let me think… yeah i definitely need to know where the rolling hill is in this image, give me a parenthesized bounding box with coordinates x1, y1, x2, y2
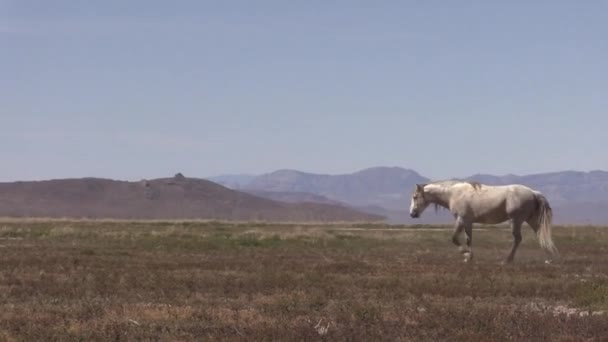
(0, 174, 383, 222)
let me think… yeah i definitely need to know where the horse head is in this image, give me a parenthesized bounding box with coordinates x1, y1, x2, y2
(409, 183, 429, 218)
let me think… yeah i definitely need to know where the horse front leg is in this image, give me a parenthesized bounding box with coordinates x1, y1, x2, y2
(451, 218, 467, 262)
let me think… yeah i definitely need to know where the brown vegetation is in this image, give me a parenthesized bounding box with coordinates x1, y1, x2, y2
(0, 220, 607, 340)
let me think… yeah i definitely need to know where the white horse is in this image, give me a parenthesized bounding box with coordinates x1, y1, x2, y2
(409, 180, 557, 263)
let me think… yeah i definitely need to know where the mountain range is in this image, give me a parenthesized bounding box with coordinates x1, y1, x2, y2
(1, 167, 606, 224)
(209, 167, 608, 224)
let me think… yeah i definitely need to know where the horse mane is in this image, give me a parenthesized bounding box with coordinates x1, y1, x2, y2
(466, 181, 482, 190)
(427, 179, 483, 191)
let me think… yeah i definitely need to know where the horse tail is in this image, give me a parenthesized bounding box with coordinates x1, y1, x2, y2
(534, 192, 558, 254)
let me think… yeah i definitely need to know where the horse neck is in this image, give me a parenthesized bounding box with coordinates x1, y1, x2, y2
(424, 185, 453, 209)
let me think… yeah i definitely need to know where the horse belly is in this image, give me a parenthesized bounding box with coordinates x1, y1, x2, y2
(472, 202, 510, 224)
(475, 211, 510, 224)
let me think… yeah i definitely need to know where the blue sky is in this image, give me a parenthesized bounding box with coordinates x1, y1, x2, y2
(1, 1, 607, 181)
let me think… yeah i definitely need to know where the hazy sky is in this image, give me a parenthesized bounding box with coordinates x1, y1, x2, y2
(1, 1, 607, 181)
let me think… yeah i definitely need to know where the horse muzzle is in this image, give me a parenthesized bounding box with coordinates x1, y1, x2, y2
(410, 211, 420, 218)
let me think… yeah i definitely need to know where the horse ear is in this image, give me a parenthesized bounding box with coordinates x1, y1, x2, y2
(416, 184, 426, 192)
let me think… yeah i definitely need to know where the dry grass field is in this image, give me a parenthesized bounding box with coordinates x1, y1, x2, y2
(0, 219, 607, 341)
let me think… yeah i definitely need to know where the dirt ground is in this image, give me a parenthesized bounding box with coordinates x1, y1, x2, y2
(0, 220, 606, 341)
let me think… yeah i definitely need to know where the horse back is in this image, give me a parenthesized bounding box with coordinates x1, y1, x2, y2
(452, 184, 536, 223)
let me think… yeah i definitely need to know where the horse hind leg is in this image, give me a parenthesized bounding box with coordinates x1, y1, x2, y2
(463, 224, 473, 262)
(504, 219, 523, 263)
(526, 210, 540, 234)
(526, 216, 557, 263)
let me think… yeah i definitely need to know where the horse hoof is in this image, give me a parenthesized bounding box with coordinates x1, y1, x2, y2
(463, 252, 472, 262)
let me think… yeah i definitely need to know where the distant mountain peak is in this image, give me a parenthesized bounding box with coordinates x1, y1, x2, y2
(358, 166, 416, 172)
(354, 166, 422, 177)
(206, 174, 257, 189)
(263, 166, 422, 178)
(245, 166, 429, 211)
(269, 169, 310, 176)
